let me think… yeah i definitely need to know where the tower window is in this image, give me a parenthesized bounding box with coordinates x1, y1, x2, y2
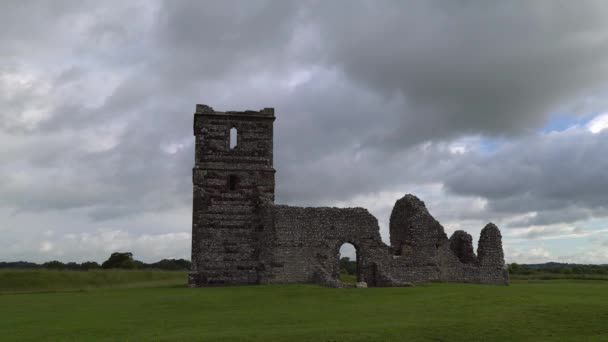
(228, 175, 239, 191)
(229, 127, 237, 150)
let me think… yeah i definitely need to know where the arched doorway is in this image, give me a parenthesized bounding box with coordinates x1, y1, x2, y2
(338, 242, 359, 284)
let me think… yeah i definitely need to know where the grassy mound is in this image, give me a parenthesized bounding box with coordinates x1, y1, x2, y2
(0, 269, 187, 293)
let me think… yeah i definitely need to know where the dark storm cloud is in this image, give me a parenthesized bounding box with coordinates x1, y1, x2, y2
(153, 0, 308, 84)
(307, 1, 608, 145)
(4, 0, 608, 215)
(2, 0, 608, 261)
(148, 0, 608, 210)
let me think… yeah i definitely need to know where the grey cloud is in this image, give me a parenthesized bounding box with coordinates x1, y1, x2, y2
(154, 0, 306, 83)
(307, 0, 608, 145)
(2, 0, 608, 263)
(0, 1, 146, 62)
(521, 226, 584, 240)
(442, 129, 608, 225)
(506, 207, 594, 228)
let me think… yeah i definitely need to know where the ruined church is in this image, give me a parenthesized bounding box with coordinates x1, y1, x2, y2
(189, 104, 509, 287)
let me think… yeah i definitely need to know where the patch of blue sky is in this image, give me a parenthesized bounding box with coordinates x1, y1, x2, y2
(578, 218, 608, 233)
(541, 112, 599, 133)
(477, 137, 503, 153)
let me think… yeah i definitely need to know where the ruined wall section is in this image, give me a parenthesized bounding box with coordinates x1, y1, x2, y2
(387, 194, 509, 285)
(263, 205, 393, 286)
(389, 195, 448, 265)
(475, 223, 509, 284)
(190, 104, 275, 286)
(449, 230, 477, 264)
(478, 223, 506, 266)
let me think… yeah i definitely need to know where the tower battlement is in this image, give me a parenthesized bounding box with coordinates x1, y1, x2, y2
(195, 103, 275, 116)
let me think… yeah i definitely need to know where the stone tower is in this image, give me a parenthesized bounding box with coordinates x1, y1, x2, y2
(189, 104, 275, 286)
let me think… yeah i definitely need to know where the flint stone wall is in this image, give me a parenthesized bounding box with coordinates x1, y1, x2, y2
(262, 205, 404, 287)
(189, 104, 509, 287)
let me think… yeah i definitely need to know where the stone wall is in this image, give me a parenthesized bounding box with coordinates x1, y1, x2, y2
(261, 205, 396, 286)
(449, 231, 477, 264)
(385, 195, 509, 285)
(389, 194, 448, 265)
(189, 104, 509, 287)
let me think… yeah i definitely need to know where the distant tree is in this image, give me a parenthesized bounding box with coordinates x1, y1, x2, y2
(148, 259, 192, 271)
(43, 260, 65, 270)
(80, 261, 100, 270)
(174, 259, 192, 271)
(0, 261, 40, 269)
(64, 262, 81, 270)
(508, 263, 536, 275)
(101, 252, 138, 269)
(339, 257, 357, 275)
(508, 263, 520, 274)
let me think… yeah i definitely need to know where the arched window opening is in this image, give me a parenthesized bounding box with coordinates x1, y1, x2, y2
(228, 175, 239, 191)
(338, 242, 358, 284)
(229, 127, 237, 150)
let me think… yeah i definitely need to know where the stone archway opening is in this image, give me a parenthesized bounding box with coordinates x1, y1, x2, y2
(338, 242, 359, 284)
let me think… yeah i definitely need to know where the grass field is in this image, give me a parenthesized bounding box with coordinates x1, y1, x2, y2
(1, 270, 607, 341)
(0, 269, 186, 293)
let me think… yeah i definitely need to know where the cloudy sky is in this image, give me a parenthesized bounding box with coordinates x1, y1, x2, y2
(2, 0, 608, 264)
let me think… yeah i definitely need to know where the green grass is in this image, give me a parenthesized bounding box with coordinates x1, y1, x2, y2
(339, 270, 357, 283)
(510, 272, 608, 281)
(0, 269, 186, 293)
(1, 271, 607, 341)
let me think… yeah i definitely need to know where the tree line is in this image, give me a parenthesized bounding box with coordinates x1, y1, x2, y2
(0, 252, 191, 271)
(508, 262, 608, 275)
(338, 259, 608, 277)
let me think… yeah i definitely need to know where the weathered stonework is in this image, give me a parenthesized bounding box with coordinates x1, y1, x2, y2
(450, 230, 478, 265)
(189, 104, 509, 287)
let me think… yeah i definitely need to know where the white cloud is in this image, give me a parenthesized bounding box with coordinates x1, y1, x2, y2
(505, 224, 587, 241)
(587, 112, 608, 133)
(39, 241, 53, 253)
(505, 245, 553, 264)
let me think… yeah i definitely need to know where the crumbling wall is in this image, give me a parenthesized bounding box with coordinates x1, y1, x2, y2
(263, 205, 393, 286)
(389, 194, 448, 265)
(385, 195, 509, 285)
(257, 197, 510, 287)
(478, 223, 505, 267)
(449, 230, 477, 264)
